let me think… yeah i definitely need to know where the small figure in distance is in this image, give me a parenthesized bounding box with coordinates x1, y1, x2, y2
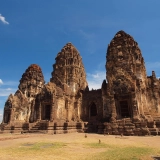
(85, 134, 87, 138)
(99, 139, 101, 144)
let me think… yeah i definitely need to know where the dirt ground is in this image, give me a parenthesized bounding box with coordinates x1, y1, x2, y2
(0, 133, 159, 160)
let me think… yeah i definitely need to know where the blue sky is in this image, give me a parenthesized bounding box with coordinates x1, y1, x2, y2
(0, 0, 160, 122)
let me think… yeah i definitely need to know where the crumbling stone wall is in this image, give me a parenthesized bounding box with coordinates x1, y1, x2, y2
(147, 71, 160, 116)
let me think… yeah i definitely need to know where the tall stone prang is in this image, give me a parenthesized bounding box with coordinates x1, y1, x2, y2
(19, 64, 45, 122)
(19, 64, 45, 99)
(50, 42, 88, 95)
(49, 43, 88, 123)
(105, 31, 151, 121)
(3, 64, 45, 123)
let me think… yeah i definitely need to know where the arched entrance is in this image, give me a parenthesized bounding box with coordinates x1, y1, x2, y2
(89, 102, 97, 117)
(88, 102, 98, 133)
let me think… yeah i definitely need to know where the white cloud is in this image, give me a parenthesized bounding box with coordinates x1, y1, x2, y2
(0, 80, 17, 96)
(3, 81, 18, 86)
(0, 114, 3, 123)
(0, 88, 16, 96)
(6, 88, 12, 91)
(0, 14, 9, 24)
(0, 108, 4, 123)
(0, 79, 3, 85)
(87, 71, 106, 90)
(0, 113, 3, 123)
(44, 73, 51, 84)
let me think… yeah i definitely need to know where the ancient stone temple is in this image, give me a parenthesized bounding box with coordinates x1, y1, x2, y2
(1, 31, 160, 135)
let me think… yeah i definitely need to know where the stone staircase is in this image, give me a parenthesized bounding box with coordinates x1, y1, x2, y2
(86, 118, 99, 133)
(87, 122, 98, 133)
(29, 122, 42, 133)
(28, 121, 84, 134)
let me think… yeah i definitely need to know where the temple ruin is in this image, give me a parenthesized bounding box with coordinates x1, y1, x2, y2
(1, 30, 160, 135)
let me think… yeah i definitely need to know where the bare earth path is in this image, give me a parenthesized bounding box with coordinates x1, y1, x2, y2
(0, 133, 160, 160)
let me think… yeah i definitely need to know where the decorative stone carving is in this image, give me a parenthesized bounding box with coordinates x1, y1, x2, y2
(50, 42, 88, 95)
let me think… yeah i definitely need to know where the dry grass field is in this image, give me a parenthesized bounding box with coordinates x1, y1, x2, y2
(0, 133, 160, 160)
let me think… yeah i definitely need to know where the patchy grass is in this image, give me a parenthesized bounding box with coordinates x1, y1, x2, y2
(0, 133, 160, 160)
(84, 142, 157, 160)
(0, 142, 67, 160)
(90, 146, 155, 160)
(85, 142, 112, 148)
(20, 142, 66, 150)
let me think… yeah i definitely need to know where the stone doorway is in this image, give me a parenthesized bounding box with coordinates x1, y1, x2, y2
(44, 105, 51, 120)
(119, 101, 130, 118)
(88, 102, 98, 133)
(90, 102, 97, 117)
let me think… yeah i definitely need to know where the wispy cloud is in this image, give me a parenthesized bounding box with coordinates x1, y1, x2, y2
(0, 103, 5, 122)
(0, 79, 3, 85)
(0, 80, 17, 97)
(87, 71, 106, 90)
(146, 62, 160, 70)
(0, 88, 16, 96)
(79, 29, 97, 54)
(6, 88, 12, 91)
(0, 79, 18, 86)
(0, 108, 4, 123)
(0, 14, 9, 25)
(0, 113, 3, 123)
(3, 81, 18, 86)
(79, 30, 95, 40)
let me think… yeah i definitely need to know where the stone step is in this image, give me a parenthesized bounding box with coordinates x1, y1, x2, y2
(29, 130, 47, 134)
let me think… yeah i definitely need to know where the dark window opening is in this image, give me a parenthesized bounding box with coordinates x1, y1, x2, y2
(120, 101, 130, 118)
(90, 103, 97, 116)
(45, 105, 51, 120)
